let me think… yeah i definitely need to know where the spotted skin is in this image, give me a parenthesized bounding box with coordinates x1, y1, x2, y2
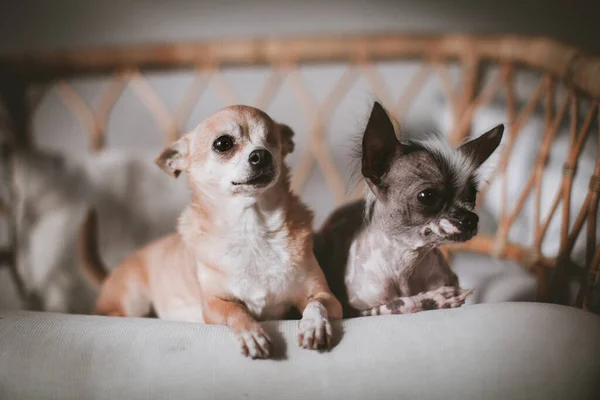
(359, 287, 473, 316)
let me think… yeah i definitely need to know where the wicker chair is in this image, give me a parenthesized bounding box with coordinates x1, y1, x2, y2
(0, 34, 598, 311)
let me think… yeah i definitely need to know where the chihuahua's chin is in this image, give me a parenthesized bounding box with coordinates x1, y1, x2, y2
(230, 170, 278, 195)
(250, 173, 274, 186)
(232, 172, 274, 188)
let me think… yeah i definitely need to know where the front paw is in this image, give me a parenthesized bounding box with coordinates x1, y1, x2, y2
(298, 316, 333, 350)
(423, 286, 472, 309)
(234, 324, 272, 359)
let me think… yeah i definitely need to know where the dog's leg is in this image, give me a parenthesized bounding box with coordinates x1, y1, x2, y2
(296, 293, 340, 350)
(295, 254, 343, 350)
(95, 259, 152, 317)
(358, 286, 473, 317)
(202, 296, 271, 359)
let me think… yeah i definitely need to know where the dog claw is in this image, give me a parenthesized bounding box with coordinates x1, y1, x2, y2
(423, 286, 473, 310)
(298, 317, 332, 350)
(236, 325, 271, 359)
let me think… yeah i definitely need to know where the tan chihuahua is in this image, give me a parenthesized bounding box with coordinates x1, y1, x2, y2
(80, 105, 342, 359)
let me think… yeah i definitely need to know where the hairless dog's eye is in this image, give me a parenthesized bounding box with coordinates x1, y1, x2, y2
(465, 183, 478, 204)
(417, 188, 440, 207)
(213, 135, 234, 152)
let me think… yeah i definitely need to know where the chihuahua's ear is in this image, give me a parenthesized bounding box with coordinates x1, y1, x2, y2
(155, 136, 190, 178)
(278, 123, 295, 156)
(458, 124, 504, 169)
(361, 102, 399, 187)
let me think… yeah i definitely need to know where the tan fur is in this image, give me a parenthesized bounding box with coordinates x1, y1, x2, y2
(81, 105, 341, 358)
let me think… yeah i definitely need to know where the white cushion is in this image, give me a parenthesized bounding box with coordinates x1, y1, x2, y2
(451, 252, 538, 304)
(1, 302, 599, 400)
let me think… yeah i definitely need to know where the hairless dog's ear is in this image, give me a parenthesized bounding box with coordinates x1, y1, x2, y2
(458, 124, 504, 169)
(361, 102, 400, 189)
(155, 136, 191, 178)
(278, 123, 295, 156)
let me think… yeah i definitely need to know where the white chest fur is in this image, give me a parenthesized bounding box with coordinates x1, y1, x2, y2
(198, 204, 302, 320)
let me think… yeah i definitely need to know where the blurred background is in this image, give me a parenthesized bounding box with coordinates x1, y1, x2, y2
(1, 0, 599, 53)
(0, 0, 599, 313)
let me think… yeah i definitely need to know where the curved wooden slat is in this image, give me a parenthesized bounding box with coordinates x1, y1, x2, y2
(3, 35, 598, 99)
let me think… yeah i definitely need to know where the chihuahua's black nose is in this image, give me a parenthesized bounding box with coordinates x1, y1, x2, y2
(248, 149, 272, 168)
(456, 211, 479, 231)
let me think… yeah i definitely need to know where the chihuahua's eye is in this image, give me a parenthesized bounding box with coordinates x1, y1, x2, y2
(465, 182, 478, 204)
(417, 188, 440, 207)
(212, 135, 234, 152)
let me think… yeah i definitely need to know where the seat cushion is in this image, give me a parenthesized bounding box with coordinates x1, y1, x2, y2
(1, 302, 599, 400)
(451, 252, 538, 304)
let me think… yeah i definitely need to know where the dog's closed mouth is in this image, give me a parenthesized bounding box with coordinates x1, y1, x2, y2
(446, 231, 477, 242)
(232, 171, 274, 187)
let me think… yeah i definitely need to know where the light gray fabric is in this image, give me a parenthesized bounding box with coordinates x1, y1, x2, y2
(451, 252, 538, 304)
(1, 303, 599, 400)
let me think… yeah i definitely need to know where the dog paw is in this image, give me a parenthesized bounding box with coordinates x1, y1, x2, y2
(298, 316, 333, 350)
(235, 324, 271, 359)
(424, 286, 472, 309)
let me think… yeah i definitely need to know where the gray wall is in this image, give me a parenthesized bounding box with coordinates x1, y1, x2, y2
(0, 0, 599, 53)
